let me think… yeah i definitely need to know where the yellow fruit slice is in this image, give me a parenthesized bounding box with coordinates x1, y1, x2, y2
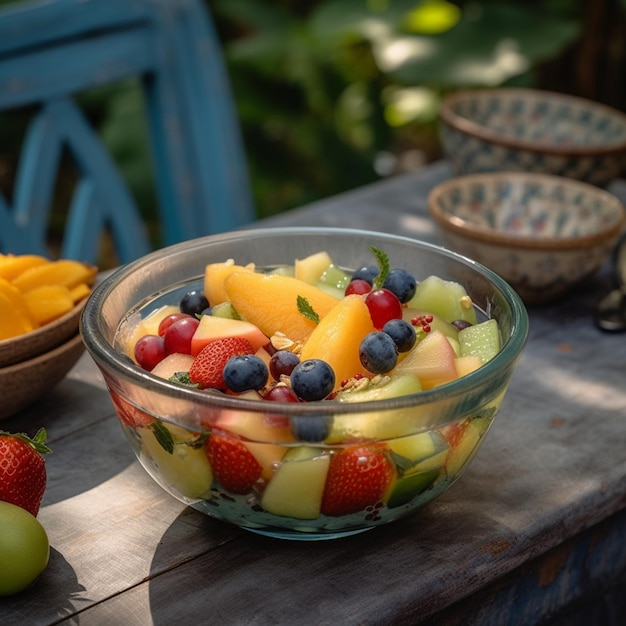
(0, 277, 37, 330)
(0, 254, 48, 282)
(23, 285, 75, 326)
(294, 251, 333, 285)
(69, 282, 91, 303)
(0, 292, 36, 339)
(299, 294, 376, 390)
(12, 259, 97, 293)
(224, 271, 340, 343)
(204, 260, 255, 307)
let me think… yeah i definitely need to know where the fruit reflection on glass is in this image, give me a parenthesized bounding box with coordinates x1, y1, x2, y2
(82, 229, 527, 540)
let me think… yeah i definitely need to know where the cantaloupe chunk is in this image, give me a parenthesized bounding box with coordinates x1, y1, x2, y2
(299, 294, 376, 390)
(454, 355, 483, 378)
(150, 353, 195, 380)
(224, 271, 340, 343)
(190, 315, 269, 356)
(394, 330, 458, 389)
(204, 260, 255, 306)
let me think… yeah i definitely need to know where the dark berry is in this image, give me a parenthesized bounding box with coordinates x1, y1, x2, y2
(290, 359, 335, 401)
(223, 355, 268, 392)
(383, 318, 417, 352)
(180, 290, 210, 317)
(269, 350, 300, 381)
(290, 415, 332, 442)
(359, 331, 398, 374)
(452, 319, 473, 331)
(382, 268, 417, 304)
(351, 265, 379, 285)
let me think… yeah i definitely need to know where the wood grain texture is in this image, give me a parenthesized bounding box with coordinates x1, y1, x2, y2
(1, 161, 625, 625)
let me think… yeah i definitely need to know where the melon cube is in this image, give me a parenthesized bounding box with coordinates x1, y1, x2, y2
(394, 330, 458, 389)
(408, 275, 477, 325)
(458, 319, 501, 364)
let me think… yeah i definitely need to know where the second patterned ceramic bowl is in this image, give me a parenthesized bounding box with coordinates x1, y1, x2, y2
(428, 172, 626, 305)
(440, 88, 626, 187)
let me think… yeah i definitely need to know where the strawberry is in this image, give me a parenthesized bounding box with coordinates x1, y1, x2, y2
(205, 429, 262, 494)
(321, 443, 394, 517)
(0, 428, 51, 517)
(189, 337, 254, 389)
(110, 391, 154, 428)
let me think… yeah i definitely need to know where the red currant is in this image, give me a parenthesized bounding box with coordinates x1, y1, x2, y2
(364, 288, 402, 329)
(134, 335, 166, 371)
(163, 317, 200, 354)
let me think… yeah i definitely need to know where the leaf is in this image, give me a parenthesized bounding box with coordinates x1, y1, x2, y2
(297, 295, 320, 324)
(169, 371, 199, 388)
(369, 246, 390, 289)
(151, 421, 175, 454)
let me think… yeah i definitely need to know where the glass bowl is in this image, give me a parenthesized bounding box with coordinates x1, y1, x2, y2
(80, 227, 528, 540)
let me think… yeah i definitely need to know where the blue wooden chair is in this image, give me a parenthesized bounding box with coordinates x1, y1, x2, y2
(0, 0, 254, 265)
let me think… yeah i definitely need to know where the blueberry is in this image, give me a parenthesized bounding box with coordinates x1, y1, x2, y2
(359, 331, 398, 374)
(290, 415, 332, 442)
(382, 318, 416, 353)
(180, 290, 210, 317)
(351, 265, 379, 286)
(290, 359, 335, 401)
(382, 268, 416, 303)
(223, 355, 268, 392)
(452, 319, 473, 331)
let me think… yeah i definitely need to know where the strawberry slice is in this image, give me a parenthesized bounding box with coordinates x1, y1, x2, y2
(205, 429, 262, 494)
(189, 337, 254, 390)
(321, 443, 394, 517)
(110, 391, 154, 428)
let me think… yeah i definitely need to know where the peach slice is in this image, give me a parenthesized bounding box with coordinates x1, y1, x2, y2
(190, 315, 269, 356)
(299, 294, 376, 390)
(224, 271, 339, 343)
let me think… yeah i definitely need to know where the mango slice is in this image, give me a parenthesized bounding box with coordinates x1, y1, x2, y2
(0, 290, 35, 339)
(299, 294, 376, 390)
(23, 285, 75, 326)
(224, 271, 340, 343)
(0, 254, 49, 282)
(11, 259, 97, 293)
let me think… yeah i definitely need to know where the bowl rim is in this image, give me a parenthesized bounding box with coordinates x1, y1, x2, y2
(80, 227, 529, 417)
(428, 172, 626, 250)
(440, 88, 626, 156)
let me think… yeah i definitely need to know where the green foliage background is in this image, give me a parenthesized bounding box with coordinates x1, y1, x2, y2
(0, 0, 625, 251)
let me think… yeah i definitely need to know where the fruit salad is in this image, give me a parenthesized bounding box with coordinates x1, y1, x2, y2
(111, 247, 505, 538)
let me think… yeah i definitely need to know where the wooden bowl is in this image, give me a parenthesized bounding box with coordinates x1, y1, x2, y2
(0, 297, 86, 368)
(0, 332, 85, 420)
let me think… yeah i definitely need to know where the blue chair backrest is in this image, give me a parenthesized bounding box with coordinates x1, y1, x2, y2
(0, 0, 254, 265)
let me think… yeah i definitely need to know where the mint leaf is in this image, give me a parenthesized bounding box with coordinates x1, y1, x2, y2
(169, 371, 199, 387)
(297, 295, 320, 324)
(151, 421, 175, 454)
(369, 246, 390, 289)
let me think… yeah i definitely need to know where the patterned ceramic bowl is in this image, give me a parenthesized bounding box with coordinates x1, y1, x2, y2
(428, 172, 626, 305)
(440, 88, 626, 187)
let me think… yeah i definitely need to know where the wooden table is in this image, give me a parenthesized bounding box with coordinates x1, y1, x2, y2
(3, 161, 626, 625)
